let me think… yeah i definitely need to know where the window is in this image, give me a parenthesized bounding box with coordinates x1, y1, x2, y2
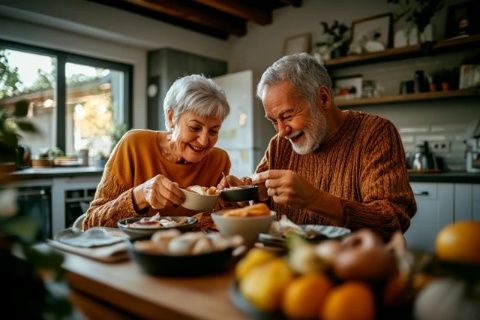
(0, 40, 132, 159)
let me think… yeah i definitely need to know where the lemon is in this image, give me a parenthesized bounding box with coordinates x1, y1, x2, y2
(240, 258, 294, 312)
(235, 247, 276, 280)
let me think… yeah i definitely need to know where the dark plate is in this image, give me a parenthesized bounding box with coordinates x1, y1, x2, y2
(128, 237, 234, 276)
(258, 225, 351, 247)
(229, 281, 286, 320)
(220, 185, 259, 202)
(117, 216, 197, 238)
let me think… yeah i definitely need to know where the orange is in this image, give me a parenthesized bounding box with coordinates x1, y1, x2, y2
(322, 282, 375, 320)
(281, 273, 333, 319)
(235, 248, 276, 280)
(435, 220, 480, 265)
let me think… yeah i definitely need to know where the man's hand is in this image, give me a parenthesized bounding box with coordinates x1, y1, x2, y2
(252, 170, 318, 209)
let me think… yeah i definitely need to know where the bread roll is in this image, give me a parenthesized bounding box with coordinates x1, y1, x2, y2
(222, 203, 270, 217)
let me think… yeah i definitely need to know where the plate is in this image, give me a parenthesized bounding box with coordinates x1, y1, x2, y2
(229, 281, 286, 320)
(128, 237, 234, 276)
(259, 225, 351, 247)
(220, 185, 259, 202)
(117, 216, 197, 237)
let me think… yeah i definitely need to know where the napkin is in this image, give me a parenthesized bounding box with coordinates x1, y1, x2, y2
(49, 227, 130, 263)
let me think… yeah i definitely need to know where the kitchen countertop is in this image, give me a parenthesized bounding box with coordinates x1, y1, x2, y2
(7, 167, 480, 183)
(9, 166, 104, 180)
(408, 171, 480, 183)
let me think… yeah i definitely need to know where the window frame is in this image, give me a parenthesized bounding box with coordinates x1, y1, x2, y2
(0, 39, 133, 152)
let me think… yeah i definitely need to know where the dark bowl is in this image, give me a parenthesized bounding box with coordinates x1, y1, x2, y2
(117, 216, 197, 238)
(128, 237, 234, 276)
(220, 185, 259, 202)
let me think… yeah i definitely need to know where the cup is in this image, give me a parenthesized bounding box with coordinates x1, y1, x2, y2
(78, 149, 89, 166)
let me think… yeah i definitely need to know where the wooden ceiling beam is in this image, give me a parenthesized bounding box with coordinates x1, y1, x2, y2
(192, 0, 272, 25)
(278, 0, 302, 7)
(124, 0, 246, 36)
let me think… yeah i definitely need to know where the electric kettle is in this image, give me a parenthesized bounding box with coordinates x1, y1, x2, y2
(412, 141, 438, 171)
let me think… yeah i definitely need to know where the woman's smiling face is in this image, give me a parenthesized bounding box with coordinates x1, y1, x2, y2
(169, 111, 222, 163)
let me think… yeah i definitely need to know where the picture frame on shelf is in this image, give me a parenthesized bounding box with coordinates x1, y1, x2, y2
(445, 1, 480, 38)
(349, 13, 392, 53)
(283, 33, 312, 55)
(333, 75, 363, 100)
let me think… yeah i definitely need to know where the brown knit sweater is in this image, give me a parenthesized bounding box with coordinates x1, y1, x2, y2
(82, 129, 230, 229)
(256, 111, 416, 239)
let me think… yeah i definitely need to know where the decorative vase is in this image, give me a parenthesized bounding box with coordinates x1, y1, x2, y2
(419, 24, 434, 43)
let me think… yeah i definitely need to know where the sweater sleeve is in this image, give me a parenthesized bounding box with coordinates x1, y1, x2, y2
(82, 133, 141, 230)
(341, 120, 416, 239)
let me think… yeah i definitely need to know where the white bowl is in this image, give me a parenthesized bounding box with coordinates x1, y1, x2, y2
(211, 210, 275, 247)
(180, 188, 219, 211)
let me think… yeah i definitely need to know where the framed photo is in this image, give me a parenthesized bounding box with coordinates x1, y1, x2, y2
(333, 75, 363, 99)
(283, 33, 312, 55)
(350, 13, 393, 51)
(445, 1, 480, 38)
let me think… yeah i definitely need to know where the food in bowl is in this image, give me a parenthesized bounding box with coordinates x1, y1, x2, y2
(133, 230, 243, 255)
(181, 187, 220, 211)
(222, 203, 270, 217)
(187, 185, 220, 196)
(212, 204, 275, 246)
(127, 213, 189, 228)
(117, 215, 197, 237)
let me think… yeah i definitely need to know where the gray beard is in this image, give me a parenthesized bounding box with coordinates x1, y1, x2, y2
(291, 108, 327, 155)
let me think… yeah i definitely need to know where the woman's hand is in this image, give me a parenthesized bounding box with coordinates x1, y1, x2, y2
(252, 169, 318, 209)
(133, 174, 185, 210)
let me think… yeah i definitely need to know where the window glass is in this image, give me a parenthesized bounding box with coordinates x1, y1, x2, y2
(65, 63, 125, 157)
(0, 49, 56, 155)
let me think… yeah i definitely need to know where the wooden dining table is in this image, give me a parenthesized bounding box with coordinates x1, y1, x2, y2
(60, 249, 252, 319)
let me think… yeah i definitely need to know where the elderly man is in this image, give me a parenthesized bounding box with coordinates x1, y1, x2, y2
(243, 53, 416, 239)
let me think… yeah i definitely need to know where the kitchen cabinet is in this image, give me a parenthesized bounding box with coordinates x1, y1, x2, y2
(405, 182, 480, 251)
(147, 48, 227, 130)
(405, 182, 454, 251)
(326, 34, 480, 107)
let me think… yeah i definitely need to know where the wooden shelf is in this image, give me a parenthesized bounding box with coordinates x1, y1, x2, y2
(336, 89, 480, 107)
(324, 34, 480, 68)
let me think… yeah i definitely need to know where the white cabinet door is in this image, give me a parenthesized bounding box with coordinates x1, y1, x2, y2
(454, 183, 480, 221)
(405, 182, 454, 251)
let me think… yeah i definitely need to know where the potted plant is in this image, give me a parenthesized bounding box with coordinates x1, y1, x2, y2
(0, 101, 73, 318)
(0, 100, 36, 171)
(313, 20, 350, 62)
(388, 0, 444, 43)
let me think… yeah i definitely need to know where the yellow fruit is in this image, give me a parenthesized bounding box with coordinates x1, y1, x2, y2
(235, 248, 276, 280)
(281, 273, 332, 319)
(240, 258, 294, 312)
(435, 221, 480, 265)
(322, 282, 375, 320)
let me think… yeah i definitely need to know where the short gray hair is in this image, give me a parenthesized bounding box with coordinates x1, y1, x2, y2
(163, 74, 230, 129)
(256, 53, 332, 105)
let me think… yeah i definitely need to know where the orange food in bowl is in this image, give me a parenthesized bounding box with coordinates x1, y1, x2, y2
(221, 203, 270, 217)
(435, 220, 480, 265)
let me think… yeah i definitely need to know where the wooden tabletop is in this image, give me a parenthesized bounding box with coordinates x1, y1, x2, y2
(61, 250, 251, 319)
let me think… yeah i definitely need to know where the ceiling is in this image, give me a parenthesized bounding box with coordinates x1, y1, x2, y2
(87, 0, 302, 40)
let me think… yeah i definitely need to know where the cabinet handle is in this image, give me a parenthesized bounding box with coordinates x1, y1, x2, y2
(413, 191, 429, 196)
(17, 189, 48, 196)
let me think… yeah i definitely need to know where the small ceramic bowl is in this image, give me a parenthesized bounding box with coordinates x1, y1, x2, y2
(117, 216, 197, 238)
(180, 188, 219, 211)
(211, 210, 275, 247)
(220, 185, 259, 202)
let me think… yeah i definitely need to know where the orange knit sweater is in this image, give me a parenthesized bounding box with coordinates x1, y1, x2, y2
(82, 129, 230, 229)
(256, 111, 416, 239)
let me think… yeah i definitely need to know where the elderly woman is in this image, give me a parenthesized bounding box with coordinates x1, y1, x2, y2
(82, 74, 230, 229)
